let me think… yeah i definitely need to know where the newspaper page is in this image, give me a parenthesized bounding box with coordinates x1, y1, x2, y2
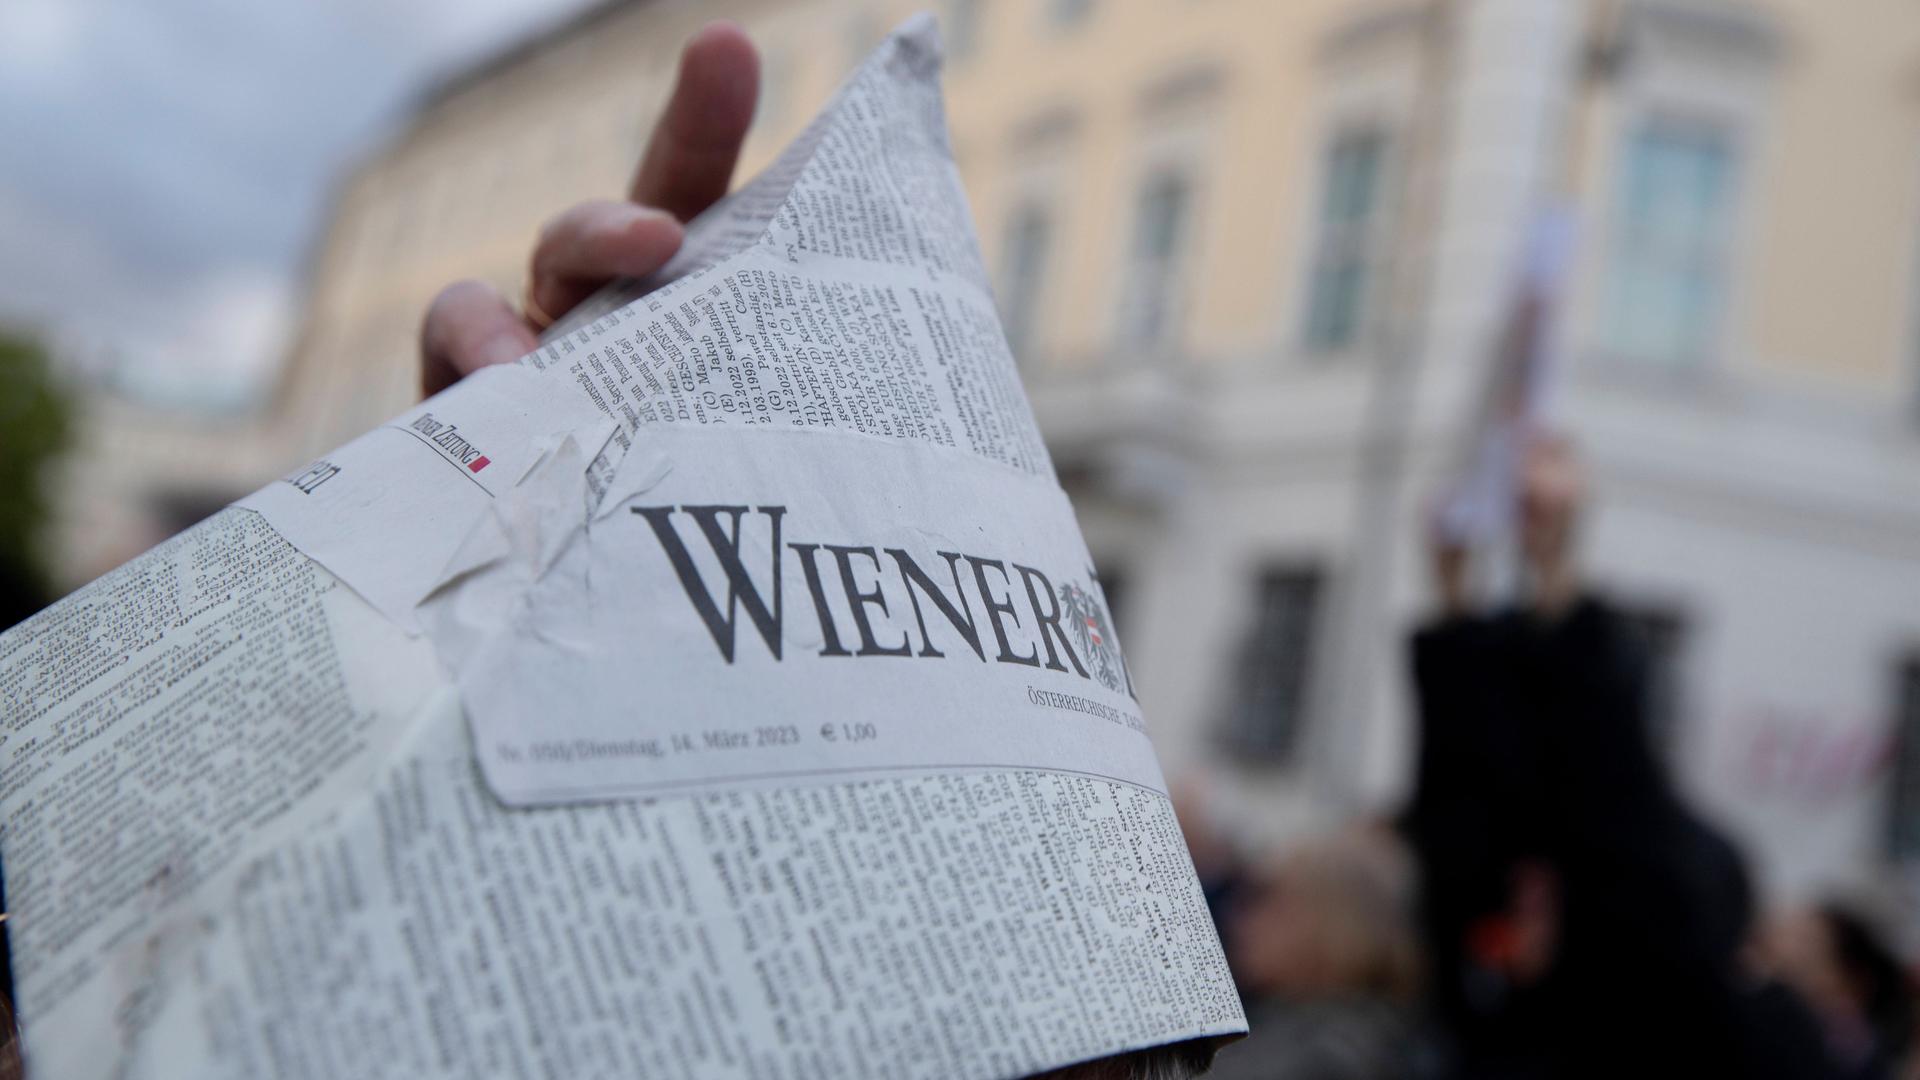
(0, 15, 1246, 1079)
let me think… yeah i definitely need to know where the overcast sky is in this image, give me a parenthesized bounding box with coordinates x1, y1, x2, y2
(0, 0, 597, 412)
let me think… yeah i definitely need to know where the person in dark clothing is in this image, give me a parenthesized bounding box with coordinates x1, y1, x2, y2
(1765, 899, 1916, 1080)
(1403, 435, 1837, 1079)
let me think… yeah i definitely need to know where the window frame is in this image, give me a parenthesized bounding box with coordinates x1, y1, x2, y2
(1299, 123, 1396, 357)
(1567, 1, 1779, 389)
(1886, 653, 1920, 863)
(997, 195, 1054, 364)
(1596, 111, 1744, 375)
(1044, 0, 1093, 34)
(945, 0, 985, 62)
(1614, 599, 1694, 757)
(1114, 167, 1198, 353)
(1217, 564, 1326, 765)
(1281, 10, 1421, 366)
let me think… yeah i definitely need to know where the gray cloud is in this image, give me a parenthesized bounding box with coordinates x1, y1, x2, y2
(0, 0, 596, 410)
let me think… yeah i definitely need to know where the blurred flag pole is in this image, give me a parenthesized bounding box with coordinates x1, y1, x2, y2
(1314, 0, 1633, 814)
(1431, 0, 1631, 561)
(1308, 0, 1462, 815)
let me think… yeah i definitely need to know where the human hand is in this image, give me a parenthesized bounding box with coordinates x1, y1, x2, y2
(1429, 531, 1471, 619)
(1518, 432, 1584, 615)
(418, 22, 760, 397)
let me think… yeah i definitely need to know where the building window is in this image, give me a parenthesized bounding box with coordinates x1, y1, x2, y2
(1047, 0, 1092, 31)
(998, 199, 1051, 361)
(1887, 656, 1920, 861)
(1221, 567, 1323, 762)
(946, 0, 984, 61)
(1117, 170, 1193, 349)
(1601, 118, 1738, 370)
(1617, 603, 1690, 754)
(1910, 219, 1920, 422)
(1302, 127, 1389, 352)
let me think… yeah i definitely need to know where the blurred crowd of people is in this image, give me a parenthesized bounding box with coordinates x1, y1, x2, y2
(1188, 437, 1917, 1080)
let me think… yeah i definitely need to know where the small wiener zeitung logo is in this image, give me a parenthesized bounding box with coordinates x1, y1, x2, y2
(407, 413, 492, 474)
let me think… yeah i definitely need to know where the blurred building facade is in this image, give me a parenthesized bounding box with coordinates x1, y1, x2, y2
(48, 0, 1920, 905)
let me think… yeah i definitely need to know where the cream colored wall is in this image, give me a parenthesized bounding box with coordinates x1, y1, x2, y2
(935, 0, 1353, 365)
(58, 0, 1920, 543)
(1743, 0, 1920, 388)
(279, 0, 1370, 461)
(59, 0, 1920, 584)
(1559, 0, 1920, 393)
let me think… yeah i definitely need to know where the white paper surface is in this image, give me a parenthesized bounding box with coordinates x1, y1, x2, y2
(112, 702, 1239, 1080)
(0, 509, 448, 1079)
(0, 16, 1245, 1078)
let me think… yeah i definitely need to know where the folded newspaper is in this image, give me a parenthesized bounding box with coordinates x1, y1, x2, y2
(0, 17, 1247, 1078)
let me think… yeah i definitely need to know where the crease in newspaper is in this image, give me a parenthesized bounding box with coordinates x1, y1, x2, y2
(425, 420, 619, 592)
(235, 361, 614, 630)
(419, 427, 657, 669)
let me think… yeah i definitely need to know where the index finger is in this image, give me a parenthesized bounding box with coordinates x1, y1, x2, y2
(629, 22, 760, 221)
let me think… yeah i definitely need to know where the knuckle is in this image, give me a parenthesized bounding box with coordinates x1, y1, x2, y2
(427, 279, 493, 316)
(422, 280, 501, 349)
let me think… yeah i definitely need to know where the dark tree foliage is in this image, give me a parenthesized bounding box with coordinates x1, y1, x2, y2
(0, 329, 72, 628)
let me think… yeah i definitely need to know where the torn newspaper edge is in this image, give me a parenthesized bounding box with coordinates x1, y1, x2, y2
(0, 16, 1246, 1079)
